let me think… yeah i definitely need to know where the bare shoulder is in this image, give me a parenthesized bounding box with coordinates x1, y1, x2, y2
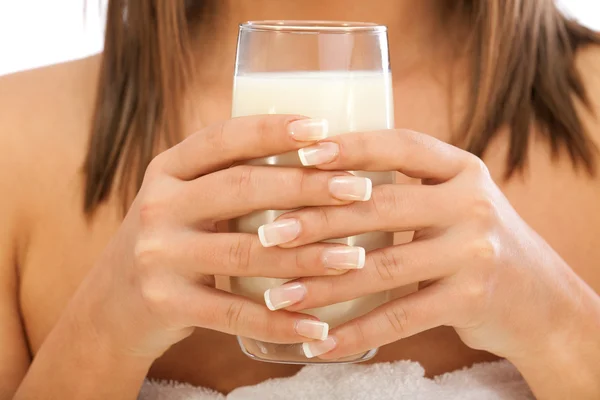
(0, 55, 101, 256)
(0, 55, 100, 160)
(0, 55, 102, 396)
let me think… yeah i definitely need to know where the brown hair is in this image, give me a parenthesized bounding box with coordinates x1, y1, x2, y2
(84, 0, 600, 214)
(84, 0, 210, 212)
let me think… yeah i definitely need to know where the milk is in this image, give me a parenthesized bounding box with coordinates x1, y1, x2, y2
(232, 71, 394, 134)
(230, 71, 394, 363)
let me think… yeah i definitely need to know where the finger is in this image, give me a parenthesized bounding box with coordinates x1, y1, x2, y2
(285, 234, 464, 311)
(276, 184, 453, 247)
(314, 284, 454, 359)
(158, 115, 327, 180)
(177, 166, 363, 222)
(180, 285, 330, 344)
(305, 130, 484, 182)
(148, 231, 365, 278)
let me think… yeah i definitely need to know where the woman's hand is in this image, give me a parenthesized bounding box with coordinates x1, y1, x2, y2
(264, 129, 600, 397)
(64, 116, 371, 360)
(20, 115, 382, 400)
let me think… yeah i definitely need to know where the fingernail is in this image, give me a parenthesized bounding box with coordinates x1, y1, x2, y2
(298, 142, 339, 166)
(258, 219, 301, 247)
(302, 337, 337, 358)
(322, 246, 366, 270)
(329, 176, 372, 201)
(264, 282, 306, 311)
(295, 320, 329, 340)
(288, 119, 329, 141)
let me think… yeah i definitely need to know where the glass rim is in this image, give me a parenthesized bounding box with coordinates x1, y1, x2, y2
(239, 20, 387, 34)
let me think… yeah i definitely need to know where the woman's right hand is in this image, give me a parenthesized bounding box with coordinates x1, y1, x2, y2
(69, 115, 368, 361)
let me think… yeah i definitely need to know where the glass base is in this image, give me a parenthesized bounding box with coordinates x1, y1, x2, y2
(237, 336, 378, 365)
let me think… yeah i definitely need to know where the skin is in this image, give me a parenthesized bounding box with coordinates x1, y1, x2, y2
(1, 0, 600, 398)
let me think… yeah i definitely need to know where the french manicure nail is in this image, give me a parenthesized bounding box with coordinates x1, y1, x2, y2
(329, 176, 372, 201)
(288, 119, 329, 141)
(258, 219, 301, 247)
(302, 337, 337, 358)
(298, 142, 340, 166)
(322, 246, 366, 270)
(295, 320, 329, 340)
(264, 282, 307, 311)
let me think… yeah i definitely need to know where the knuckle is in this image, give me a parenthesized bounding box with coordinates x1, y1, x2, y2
(224, 301, 246, 333)
(133, 236, 167, 274)
(138, 272, 172, 315)
(228, 235, 254, 273)
(230, 165, 256, 197)
(469, 194, 497, 225)
(250, 117, 275, 150)
(465, 155, 490, 177)
(463, 280, 488, 310)
(401, 129, 424, 150)
(349, 133, 377, 167)
(396, 130, 424, 163)
(145, 154, 166, 180)
(354, 132, 371, 154)
(372, 250, 401, 281)
(206, 120, 228, 152)
(292, 249, 305, 274)
(371, 186, 399, 219)
(273, 168, 306, 199)
(300, 206, 333, 234)
(137, 196, 167, 227)
(469, 235, 499, 264)
(321, 278, 337, 300)
(384, 305, 409, 337)
(292, 169, 308, 198)
(256, 117, 275, 140)
(259, 316, 284, 339)
(347, 320, 368, 348)
(315, 207, 333, 230)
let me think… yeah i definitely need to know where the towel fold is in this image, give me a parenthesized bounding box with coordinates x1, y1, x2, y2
(139, 359, 533, 399)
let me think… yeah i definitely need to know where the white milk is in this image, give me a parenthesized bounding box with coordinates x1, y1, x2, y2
(232, 71, 394, 134)
(230, 71, 395, 363)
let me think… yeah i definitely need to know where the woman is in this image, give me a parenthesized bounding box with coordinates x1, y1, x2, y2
(2, 0, 600, 398)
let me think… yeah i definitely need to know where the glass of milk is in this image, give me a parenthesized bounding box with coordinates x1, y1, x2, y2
(230, 21, 394, 364)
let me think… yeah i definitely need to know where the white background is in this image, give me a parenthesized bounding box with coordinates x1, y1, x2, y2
(0, 0, 599, 77)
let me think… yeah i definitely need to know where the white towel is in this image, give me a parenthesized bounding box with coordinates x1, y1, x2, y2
(139, 360, 534, 399)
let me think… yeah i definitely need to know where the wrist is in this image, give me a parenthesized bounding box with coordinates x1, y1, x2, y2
(70, 264, 168, 362)
(15, 298, 153, 400)
(62, 294, 157, 369)
(508, 274, 600, 399)
(510, 333, 600, 400)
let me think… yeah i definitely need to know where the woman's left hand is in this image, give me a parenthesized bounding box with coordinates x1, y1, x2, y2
(261, 129, 600, 377)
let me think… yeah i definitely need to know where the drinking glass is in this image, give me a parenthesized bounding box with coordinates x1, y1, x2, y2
(230, 20, 394, 364)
